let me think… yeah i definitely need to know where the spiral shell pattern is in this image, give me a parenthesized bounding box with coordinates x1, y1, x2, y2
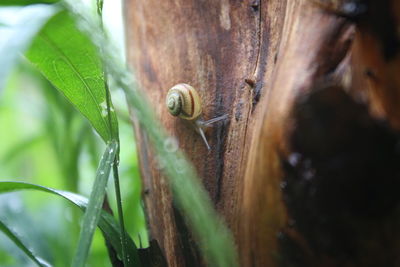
(166, 83, 202, 120)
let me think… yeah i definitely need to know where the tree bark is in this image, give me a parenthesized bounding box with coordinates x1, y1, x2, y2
(125, 0, 400, 266)
(125, 0, 283, 265)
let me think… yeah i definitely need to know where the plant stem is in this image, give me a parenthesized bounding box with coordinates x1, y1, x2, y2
(113, 161, 128, 266)
(97, 0, 128, 265)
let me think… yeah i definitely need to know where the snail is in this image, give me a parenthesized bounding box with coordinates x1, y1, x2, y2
(166, 83, 228, 150)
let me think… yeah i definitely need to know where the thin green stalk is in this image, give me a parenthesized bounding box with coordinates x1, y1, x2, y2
(97, 0, 128, 264)
(96, 0, 104, 17)
(113, 161, 128, 266)
(105, 77, 128, 267)
(105, 67, 128, 267)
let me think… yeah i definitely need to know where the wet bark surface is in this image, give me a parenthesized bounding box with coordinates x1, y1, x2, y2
(125, 0, 285, 265)
(125, 0, 400, 266)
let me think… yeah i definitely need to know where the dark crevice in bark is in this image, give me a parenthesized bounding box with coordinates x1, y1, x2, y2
(251, 0, 263, 107)
(172, 205, 203, 267)
(280, 85, 400, 266)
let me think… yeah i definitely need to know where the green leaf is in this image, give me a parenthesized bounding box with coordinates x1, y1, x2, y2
(0, 181, 140, 267)
(26, 10, 118, 143)
(0, 219, 51, 267)
(0, 0, 58, 6)
(0, 4, 57, 90)
(73, 140, 118, 267)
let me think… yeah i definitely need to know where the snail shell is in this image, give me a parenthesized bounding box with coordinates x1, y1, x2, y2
(166, 83, 202, 120)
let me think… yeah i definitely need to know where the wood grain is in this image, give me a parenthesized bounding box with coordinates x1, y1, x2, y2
(243, 0, 400, 266)
(125, 1, 271, 265)
(242, 1, 354, 265)
(125, 0, 400, 266)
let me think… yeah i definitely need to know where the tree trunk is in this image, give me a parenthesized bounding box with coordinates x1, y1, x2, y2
(125, 0, 400, 266)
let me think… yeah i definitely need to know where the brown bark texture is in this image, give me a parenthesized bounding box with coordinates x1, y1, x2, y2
(125, 0, 400, 266)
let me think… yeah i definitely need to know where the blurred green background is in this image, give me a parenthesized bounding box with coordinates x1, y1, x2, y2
(0, 1, 148, 266)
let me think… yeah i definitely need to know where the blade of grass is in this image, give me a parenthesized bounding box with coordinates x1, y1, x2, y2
(72, 140, 118, 267)
(0, 219, 51, 267)
(62, 2, 238, 266)
(0, 181, 140, 267)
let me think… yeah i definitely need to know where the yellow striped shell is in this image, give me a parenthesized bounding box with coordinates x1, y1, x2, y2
(166, 83, 202, 120)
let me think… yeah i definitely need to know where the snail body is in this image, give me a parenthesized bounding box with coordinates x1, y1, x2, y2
(166, 83, 202, 120)
(166, 83, 228, 150)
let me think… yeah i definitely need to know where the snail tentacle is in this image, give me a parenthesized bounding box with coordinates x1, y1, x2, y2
(197, 114, 229, 127)
(197, 126, 211, 151)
